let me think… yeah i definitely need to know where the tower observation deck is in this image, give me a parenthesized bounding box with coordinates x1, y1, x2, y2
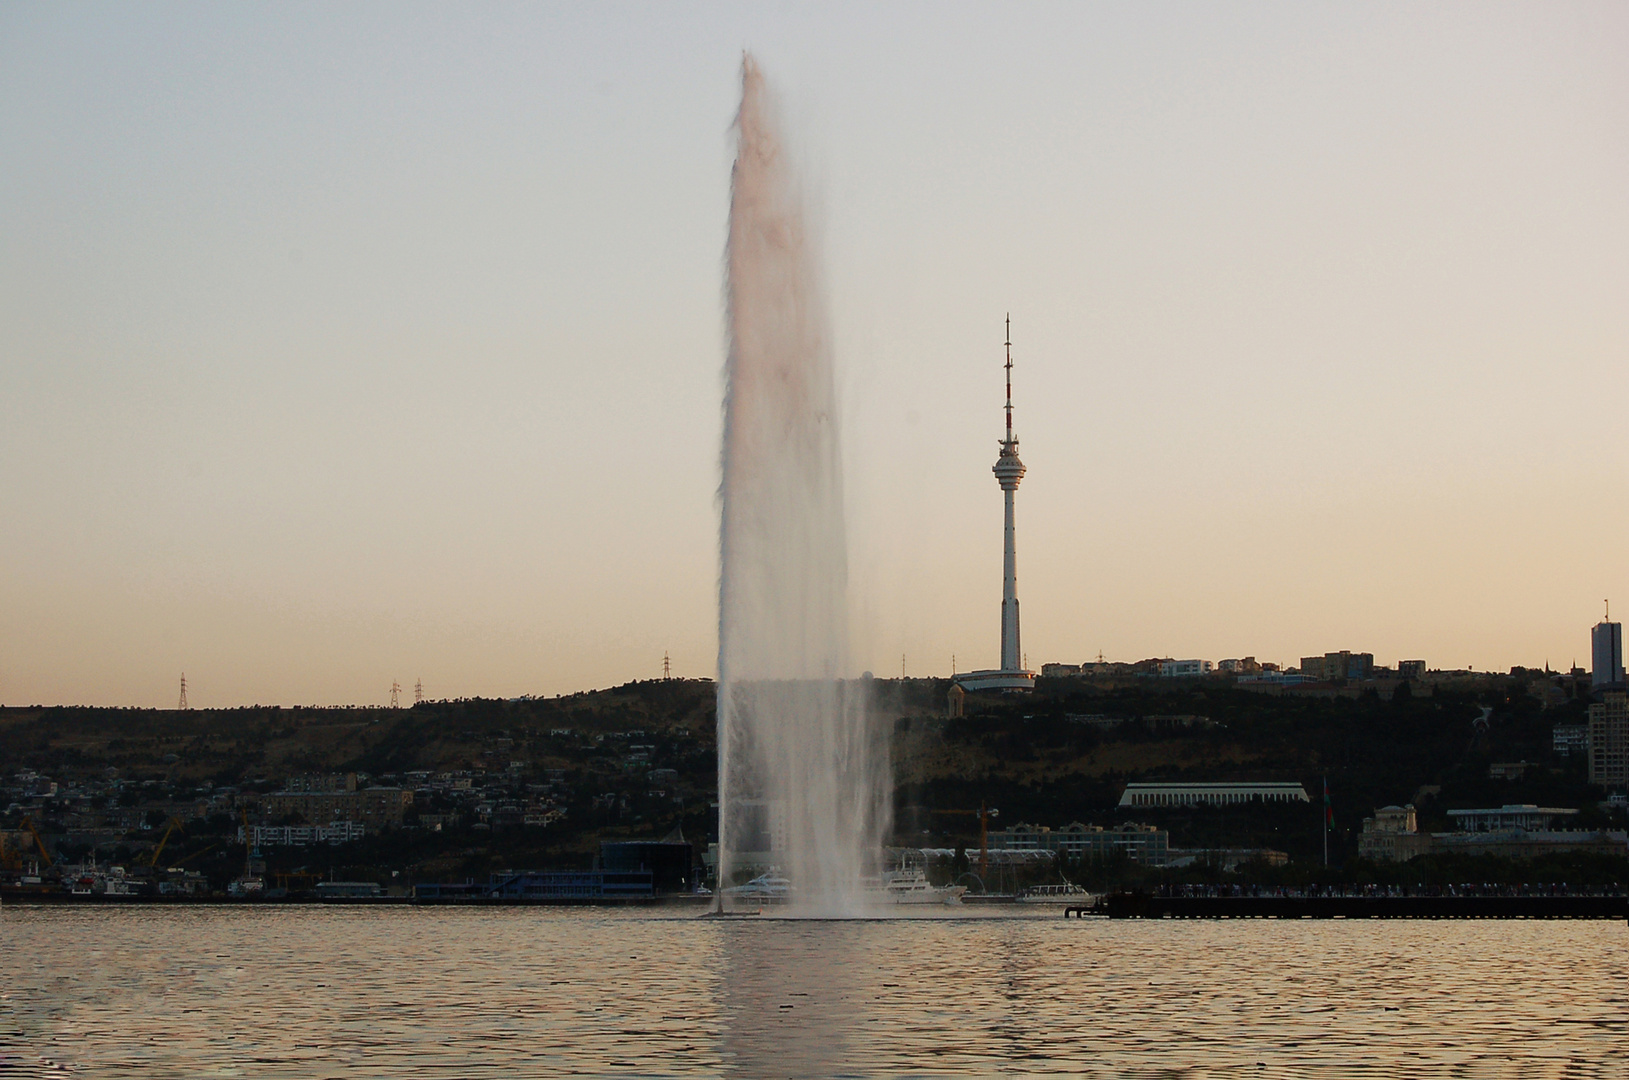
(956, 317, 1036, 693)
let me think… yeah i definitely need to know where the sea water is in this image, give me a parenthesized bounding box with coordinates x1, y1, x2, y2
(5, 905, 1626, 1077)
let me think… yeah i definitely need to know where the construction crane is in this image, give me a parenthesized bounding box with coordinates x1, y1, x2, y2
(929, 802, 998, 877)
(20, 816, 53, 868)
(147, 816, 185, 868)
(170, 842, 220, 869)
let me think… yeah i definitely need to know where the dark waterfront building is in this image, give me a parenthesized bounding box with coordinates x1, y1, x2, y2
(600, 840, 697, 893)
(414, 870, 655, 900)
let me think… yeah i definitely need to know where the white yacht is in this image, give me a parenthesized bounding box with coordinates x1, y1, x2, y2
(724, 873, 792, 903)
(870, 863, 966, 906)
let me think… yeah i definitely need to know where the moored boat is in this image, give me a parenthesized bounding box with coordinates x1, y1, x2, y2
(869, 862, 965, 905)
(724, 873, 793, 903)
(1016, 882, 1095, 905)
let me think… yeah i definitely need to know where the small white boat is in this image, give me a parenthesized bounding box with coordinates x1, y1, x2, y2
(228, 876, 265, 897)
(724, 873, 792, 902)
(1016, 882, 1095, 905)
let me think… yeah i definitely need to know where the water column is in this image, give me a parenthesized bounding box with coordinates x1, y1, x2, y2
(716, 56, 889, 914)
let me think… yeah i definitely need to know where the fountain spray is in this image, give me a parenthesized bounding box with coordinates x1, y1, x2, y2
(716, 56, 890, 915)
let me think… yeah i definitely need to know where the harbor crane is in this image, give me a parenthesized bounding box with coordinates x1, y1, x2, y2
(19, 816, 53, 868)
(167, 842, 221, 870)
(3, 817, 55, 872)
(929, 802, 998, 877)
(147, 816, 186, 868)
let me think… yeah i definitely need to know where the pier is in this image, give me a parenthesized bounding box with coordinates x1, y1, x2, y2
(1067, 891, 1629, 920)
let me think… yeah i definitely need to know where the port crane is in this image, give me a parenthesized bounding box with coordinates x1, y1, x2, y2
(169, 842, 220, 869)
(929, 802, 998, 877)
(147, 816, 186, 868)
(18, 817, 53, 868)
(2, 817, 55, 879)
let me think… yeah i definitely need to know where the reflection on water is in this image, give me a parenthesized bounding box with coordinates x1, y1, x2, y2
(718, 921, 868, 1077)
(2, 905, 1626, 1077)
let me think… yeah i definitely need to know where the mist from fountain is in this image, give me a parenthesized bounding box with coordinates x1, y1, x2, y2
(716, 56, 890, 916)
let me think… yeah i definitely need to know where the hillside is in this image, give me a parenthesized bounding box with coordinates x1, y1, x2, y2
(3, 671, 1620, 888)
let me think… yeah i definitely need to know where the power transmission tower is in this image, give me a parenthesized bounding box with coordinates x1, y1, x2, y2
(178, 673, 189, 711)
(390, 681, 401, 709)
(663, 652, 671, 680)
(414, 678, 423, 705)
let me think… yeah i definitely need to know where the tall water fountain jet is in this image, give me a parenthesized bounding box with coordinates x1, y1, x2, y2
(717, 57, 889, 915)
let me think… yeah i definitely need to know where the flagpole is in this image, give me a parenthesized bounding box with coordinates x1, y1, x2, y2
(1322, 775, 1329, 868)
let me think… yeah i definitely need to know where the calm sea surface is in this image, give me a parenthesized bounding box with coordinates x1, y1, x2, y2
(3, 905, 1626, 1078)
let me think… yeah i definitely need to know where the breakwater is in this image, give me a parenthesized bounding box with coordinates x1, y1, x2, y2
(1075, 891, 1628, 919)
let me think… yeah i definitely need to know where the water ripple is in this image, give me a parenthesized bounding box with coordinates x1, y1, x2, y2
(2, 907, 1624, 1077)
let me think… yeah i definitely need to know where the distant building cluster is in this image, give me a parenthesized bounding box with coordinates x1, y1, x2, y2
(1035, 614, 1627, 715)
(980, 818, 1293, 873)
(1359, 802, 1628, 863)
(986, 821, 1169, 866)
(263, 777, 413, 831)
(1039, 651, 1422, 691)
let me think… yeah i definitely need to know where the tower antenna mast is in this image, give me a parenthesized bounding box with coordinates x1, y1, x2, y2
(1004, 314, 1014, 447)
(178, 673, 189, 711)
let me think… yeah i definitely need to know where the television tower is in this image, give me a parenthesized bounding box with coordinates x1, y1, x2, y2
(390, 681, 401, 709)
(178, 673, 189, 711)
(950, 317, 1035, 692)
(414, 678, 423, 705)
(993, 315, 1027, 674)
(663, 652, 671, 680)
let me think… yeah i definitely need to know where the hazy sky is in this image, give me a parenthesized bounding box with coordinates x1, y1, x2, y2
(2, 3, 1626, 707)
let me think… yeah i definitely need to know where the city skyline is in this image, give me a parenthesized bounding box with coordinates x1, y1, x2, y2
(3, 5, 1627, 706)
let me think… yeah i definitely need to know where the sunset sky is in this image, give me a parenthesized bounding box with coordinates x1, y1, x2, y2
(2, 3, 1626, 706)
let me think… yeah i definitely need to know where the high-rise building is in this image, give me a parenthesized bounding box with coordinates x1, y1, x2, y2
(1592, 621, 1624, 688)
(1588, 691, 1628, 790)
(955, 318, 1035, 693)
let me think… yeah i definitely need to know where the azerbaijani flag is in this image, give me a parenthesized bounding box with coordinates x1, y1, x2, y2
(1324, 777, 1333, 824)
